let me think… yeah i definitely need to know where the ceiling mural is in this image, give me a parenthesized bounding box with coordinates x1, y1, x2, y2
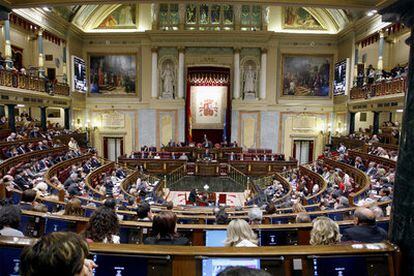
(52, 5, 81, 22)
(283, 7, 326, 30)
(96, 4, 136, 29)
(16, 4, 353, 34)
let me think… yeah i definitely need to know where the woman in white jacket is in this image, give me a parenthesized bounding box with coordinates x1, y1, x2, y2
(224, 219, 258, 247)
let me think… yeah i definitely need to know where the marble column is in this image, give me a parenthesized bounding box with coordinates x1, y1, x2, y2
(259, 48, 267, 100)
(6, 104, 15, 132)
(373, 111, 380, 134)
(379, 1, 414, 275)
(38, 29, 45, 78)
(64, 107, 70, 130)
(233, 48, 241, 99)
(62, 42, 67, 84)
(377, 31, 385, 71)
(177, 47, 185, 99)
(151, 48, 158, 99)
(3, 19, 12, 69)
(354, 43, 360, 85)
(349, 112, 356, 134)
(40, 106, 47, 131)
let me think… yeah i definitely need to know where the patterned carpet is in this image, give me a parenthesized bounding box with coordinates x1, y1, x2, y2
(166, 191, 246, 207)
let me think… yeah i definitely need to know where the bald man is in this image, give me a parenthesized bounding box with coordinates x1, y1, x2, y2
(341, 207, 388, 243)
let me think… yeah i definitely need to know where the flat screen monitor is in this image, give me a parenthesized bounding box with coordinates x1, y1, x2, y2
(312, 256, 368, 276)
(202, 258, 260, 276)
(91, 253, 148, 276)
(72, 56, 87, 93)
(0, 247, 22, 275)
(260, 231, 284, 246)
(334, 59, 350, 96)
(205, 230, 227, 247)
(259, 230, 297, 246)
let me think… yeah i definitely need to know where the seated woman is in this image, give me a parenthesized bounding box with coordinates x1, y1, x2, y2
(144, 211, 189, 245)
(310, 216, 341, 245)
(83, 206, 120, 243)
(55, 198, 84, 216)
(0, 205, 24, 237)
(20, 232, 96, 275)
(224, 219, 258, 247)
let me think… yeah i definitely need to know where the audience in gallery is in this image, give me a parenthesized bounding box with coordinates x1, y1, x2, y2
(0, 204, 24, 237)
(224, 219, 258, 247)
(338, 129, 399, 145)
(143, 211, 189, 245)
(342, 207, 388, 243)
(83, 206, 120, 243)
(3, 124, 82, 143)
(310, 216, 341, 245)
(356, 63, 408, 87)
(20, 232, 96, 276)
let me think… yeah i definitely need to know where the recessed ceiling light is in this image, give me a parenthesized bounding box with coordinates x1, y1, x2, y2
(366, 10, 377, 16)
(42, 7, 52, 12)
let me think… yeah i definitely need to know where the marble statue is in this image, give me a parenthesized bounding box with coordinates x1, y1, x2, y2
(243, 65, 256, 99)
(119, 6, 133, 26)
(161, 63, 175, 99)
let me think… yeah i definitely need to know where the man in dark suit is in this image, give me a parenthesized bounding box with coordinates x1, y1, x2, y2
(82, 161, 92, 174)
(202, 149, 212, 160)
(116, 167, 126, 179)
(14, 170, 32, 190)
(342, 207, 388, 243)
(16, 145, 26, 155)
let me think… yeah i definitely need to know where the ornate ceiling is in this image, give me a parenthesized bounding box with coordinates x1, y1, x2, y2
(8, 0, 392, 35)
(40, 4, 360, 34)
(5, 0, 395, 9)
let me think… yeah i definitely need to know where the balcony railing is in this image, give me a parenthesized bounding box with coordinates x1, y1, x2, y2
(0, 69, 70, 96)
(350, 76, 407, 100)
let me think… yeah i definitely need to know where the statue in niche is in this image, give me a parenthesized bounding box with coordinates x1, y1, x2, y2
(119, 5, 134, 26)
(161, 62, 175, 99)
(243, 64, 257, 100)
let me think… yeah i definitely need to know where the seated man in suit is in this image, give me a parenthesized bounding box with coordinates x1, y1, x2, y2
(188, 189, 198, 204)
(202, 149, 212, 161)
(342, 207, 388, 243)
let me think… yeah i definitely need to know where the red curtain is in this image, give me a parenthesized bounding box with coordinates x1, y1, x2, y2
(185, 67, 231, 144)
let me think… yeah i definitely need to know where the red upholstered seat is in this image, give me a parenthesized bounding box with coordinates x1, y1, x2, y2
(218, 194, 227, 205)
